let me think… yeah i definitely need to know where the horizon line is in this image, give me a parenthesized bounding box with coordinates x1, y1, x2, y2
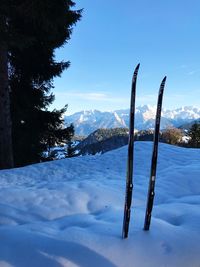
(65, 104, 200, 116)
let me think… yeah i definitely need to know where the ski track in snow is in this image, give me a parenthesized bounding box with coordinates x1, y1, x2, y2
(0, 142, 200, 267)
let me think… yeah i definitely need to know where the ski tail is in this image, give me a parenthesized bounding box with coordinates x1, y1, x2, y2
(122, 63, 140, 239)
(144, 76, 167, 231)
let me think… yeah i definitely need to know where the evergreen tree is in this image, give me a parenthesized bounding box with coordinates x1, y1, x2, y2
(67, 136, 76, 157)
(188, 122, 200, 148)
(0, 1, 81, 168)
(0, 4, 14, 169)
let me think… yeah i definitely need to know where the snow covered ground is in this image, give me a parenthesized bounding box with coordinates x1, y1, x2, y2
(0, 142, 200, 267)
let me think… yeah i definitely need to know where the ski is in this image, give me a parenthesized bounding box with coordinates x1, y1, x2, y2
(144, 76, 167, 231)
(122, 63, 140, 239)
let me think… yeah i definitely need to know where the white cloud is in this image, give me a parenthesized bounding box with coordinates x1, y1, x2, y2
(188, 69, 200, 75)
(56, 91, 129, 103)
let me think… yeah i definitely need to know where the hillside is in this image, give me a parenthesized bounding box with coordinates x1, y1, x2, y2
(179, 118, 200, 131)
(0, 142, 200, 266)
(75, 128, 129, 155)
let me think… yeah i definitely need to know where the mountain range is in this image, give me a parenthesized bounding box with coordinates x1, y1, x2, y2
(65, 105, 200, 136)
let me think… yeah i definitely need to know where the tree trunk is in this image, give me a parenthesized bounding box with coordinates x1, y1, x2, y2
(0, 45, 14, 169)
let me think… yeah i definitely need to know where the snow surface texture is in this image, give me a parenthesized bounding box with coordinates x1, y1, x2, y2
(0, 142, 200, 267)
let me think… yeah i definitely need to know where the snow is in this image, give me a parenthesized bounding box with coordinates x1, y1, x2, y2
(65, 106, 200, 135)
(113, 112, 126, 127)
(0, 142, 200, 267)
(182, 135, 190, 143)
(136, 105, 157, 121)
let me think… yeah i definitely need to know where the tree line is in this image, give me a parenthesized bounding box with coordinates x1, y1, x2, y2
(0, 1, 82, 169)
(137, 124, 200, 148)
(73, 124, 200, 156)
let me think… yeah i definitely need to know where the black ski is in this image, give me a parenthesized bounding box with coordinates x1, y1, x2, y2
(144, 76, 167, 231)
(122, 63, 140, 239)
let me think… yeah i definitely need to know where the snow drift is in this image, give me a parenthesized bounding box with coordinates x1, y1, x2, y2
(0, 142, 200, 267)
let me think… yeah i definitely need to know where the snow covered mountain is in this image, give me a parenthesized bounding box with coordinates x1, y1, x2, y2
(65, 106, 200, 135)
(0, 142, 200, 266)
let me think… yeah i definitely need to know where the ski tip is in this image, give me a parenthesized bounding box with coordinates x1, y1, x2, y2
(162, 76, 167, 84)
(133, 63, 140, 78)
(160, 76, 167, 88)
(135, 63, 140, 72)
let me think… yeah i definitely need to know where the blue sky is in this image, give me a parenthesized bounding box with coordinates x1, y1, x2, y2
(53, 0, 200, 114)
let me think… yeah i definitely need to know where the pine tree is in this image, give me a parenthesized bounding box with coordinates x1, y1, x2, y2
(67, 139, 75, 157)
(0, 7, 14, 169)
(0, 1, 81, 168)
(188, 122, 200, 148)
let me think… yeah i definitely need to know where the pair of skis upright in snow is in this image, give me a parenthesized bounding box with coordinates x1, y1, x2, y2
(122, 64, 167, 238)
